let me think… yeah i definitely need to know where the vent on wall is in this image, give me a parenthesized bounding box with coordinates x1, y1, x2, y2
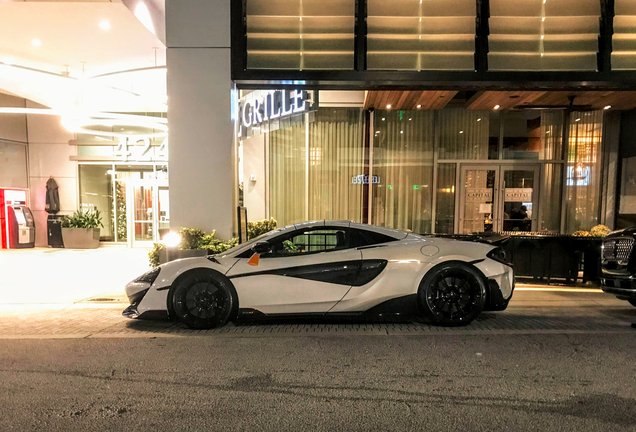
(488, 0, 600, 71)
(613, 0, 636, 70)
(366, 0, 476, 71)
(246, 0, 356, 70)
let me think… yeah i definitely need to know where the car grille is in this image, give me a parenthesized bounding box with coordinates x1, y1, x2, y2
(602, 238, 634, 264)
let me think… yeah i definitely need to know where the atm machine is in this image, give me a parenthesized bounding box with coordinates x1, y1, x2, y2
(0, 189, 35, 249)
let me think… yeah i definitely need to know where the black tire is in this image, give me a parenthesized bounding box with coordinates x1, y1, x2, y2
(628, 299, 636, 308)
(170, 269, 237, 329)
(417, 262, 487, 326)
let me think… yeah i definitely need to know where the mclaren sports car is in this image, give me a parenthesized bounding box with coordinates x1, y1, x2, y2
(124, 221, 514, 328)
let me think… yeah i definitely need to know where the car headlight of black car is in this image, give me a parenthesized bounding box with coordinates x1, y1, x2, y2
(134, 267, 161, 284)
(487, 247, 511, 266)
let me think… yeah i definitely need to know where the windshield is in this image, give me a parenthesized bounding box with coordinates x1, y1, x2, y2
(217, 227, 289, 258)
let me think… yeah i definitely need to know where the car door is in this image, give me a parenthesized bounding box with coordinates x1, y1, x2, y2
(226, 226, 362, 314)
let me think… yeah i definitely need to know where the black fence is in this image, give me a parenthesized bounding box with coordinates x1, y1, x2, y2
(432, 233, 602, 284)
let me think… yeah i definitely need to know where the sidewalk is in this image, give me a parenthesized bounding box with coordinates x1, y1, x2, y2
(0, 245, 150, 307)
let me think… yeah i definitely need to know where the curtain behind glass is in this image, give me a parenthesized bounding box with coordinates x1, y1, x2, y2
(439, 109, 489, 159)
(308, 108, 364, 222)
(372, 110, 434, 233)
(269, 120, 306, 227)
(435, 163, 457, 234)
(564, 111, 603, 233)
(539, 111, 564, 160)
(539, 163, 563, 233)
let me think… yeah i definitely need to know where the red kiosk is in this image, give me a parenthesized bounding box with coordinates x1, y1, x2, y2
(0, 188, 35, 249)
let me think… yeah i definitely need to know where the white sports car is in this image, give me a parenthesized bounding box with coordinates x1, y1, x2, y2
(124, 221, 514, 328)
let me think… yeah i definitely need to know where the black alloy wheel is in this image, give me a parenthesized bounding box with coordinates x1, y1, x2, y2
(171, 270, 236, 329)
(418, 263, 487, 326)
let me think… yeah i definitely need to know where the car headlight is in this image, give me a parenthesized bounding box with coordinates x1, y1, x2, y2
(487, 247, 510, 266)
(134, 267, 161, 284)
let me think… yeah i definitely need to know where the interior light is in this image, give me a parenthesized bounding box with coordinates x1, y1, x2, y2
(459, 130, 464, 134)
(386, 104, 392, 109)
(477, 118, 482, 122)
(575, 118, 581, 122)
(409, 118, 412, 121)
(400, 131, 403, 134)
(604, 105, 612, 110)
(382, 118, 385, 121)
(494, 105, 500, 110)
(417, 105, 422, 108)
(99, 20, 111, 30)
(31, 39, 42, 47)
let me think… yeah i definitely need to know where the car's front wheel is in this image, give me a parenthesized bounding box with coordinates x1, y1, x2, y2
(171, 270, 236, 329)
(418, 262, 487, 326)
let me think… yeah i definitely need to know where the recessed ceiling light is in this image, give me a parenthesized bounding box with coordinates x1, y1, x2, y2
(99, 20, 111, 30)
(494, 105, 500, 110)
(400, 131, 403, 134)
(409, 118, 412, 121)
(575, 118, 581, 122)
(477, 118, 482, 122)
(386, 104, 392, 109)
(459, 130, 464, 134)
(604, 105, 612, 110)
(382, 118, 385, 121)
(417, 105, 422, 108)
(31, 39, 41, 47)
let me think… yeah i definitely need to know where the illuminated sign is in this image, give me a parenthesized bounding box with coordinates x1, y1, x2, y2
(240, 90, 308, 129)
(237, 90, 318, 137)
(351, 175, 381, 185)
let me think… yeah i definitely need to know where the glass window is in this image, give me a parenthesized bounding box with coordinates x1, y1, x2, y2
(439, 109, 490, 160)
(613, 0, 636, 69)
(435, 164, 456, 234)
(268, 228, 347, 256)
(539, 163, 563, 233)
(564, 110, 603, 233)
(502, 110, 563, 160)
(371, 110, 435, 233)
(78, 165, 114, 241)
(246, 0, 355, 70)
(367, 0, 475, 70)
(489, 0, 600, 71)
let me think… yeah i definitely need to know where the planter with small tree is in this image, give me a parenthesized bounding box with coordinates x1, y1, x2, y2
(60, 209, 103, 249)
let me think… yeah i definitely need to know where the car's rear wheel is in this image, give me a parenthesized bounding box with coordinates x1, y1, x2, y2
(628, 299, 636, 308)
(418, 262, 487, 326)
(171, 270, 236, 329)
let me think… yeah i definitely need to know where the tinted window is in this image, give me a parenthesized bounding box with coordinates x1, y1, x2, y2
(351, 229, 397, 247)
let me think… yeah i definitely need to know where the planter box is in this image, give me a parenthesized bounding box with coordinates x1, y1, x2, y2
(61, 228, 100, 249)
(159, 248, 209, 264)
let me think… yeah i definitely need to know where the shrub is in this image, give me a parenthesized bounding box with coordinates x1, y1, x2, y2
(61, 209, 104, 229)
(248, 218, 277, 240)
(590, 224, 611, 237)
(148, 219, 277, 267)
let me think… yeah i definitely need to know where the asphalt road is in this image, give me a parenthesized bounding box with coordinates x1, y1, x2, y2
(2, 332, 636, 432)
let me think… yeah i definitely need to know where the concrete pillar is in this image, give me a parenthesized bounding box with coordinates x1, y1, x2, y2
(165, 0, 234, 239)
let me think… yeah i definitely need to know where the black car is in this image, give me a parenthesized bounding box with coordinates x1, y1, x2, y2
(600, 227, 636, 307)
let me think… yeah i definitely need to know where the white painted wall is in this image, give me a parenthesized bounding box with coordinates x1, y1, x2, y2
(242, 134, 266, 221)
(165, 0, 234, 239)
(26, 100, 77, 247)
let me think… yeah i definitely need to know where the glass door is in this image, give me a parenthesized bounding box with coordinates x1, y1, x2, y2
(126, 180, 169, 247)
(458, 167, 499, 234)
(498, 165, 540, 232)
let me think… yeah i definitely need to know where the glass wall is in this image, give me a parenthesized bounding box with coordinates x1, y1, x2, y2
(240, 97, 607, 235)
(78, 163, 169, 243)
(268, 108, 365, 227)
(564, 110, 604, 233)
(372, 110, 434, 232)
(613, 0, 636, 70)
(78, 165, 115, 241)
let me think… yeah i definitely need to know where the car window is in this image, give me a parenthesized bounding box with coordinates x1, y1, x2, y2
(350, 228, 398, 247)
(268, 229, 349, 257)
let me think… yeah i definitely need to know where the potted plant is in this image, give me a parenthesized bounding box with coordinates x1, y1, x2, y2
(60, 209, 103, 249)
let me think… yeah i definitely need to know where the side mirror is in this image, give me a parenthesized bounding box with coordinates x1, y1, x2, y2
(252, 241, 271, 255)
